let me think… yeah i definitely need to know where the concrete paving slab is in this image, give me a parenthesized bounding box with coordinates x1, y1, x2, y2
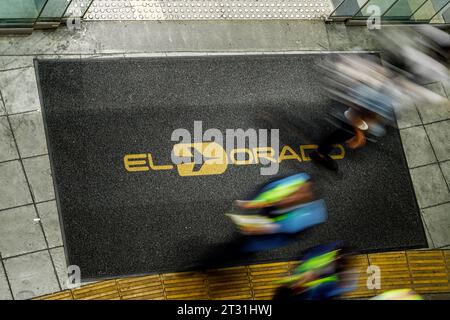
(0, 96, 5, 116)
(36, 201, 63, 248)
(440, 160, 450, 190)
(0, 161, 32, 210)
(395, 105, 422, 129)
(23, 155, 55, 203)
(9, 111, 48, 158)
(420, 212, 435, 248)
(344, 26, 378, 51)
(416, 83, 450, 124)
(0, 68, 40, 114)
(425, 120, 450, 162)
(422, 203, 450, 248)
(325, 23, 351, 51)
(49, 247, 67, 290)
(0, 20, 332, 55)
(400, 126, 436, 168)
(0, 205, 46, 258)
(0, 56, 34, 71)
(0, 262, 12, 300)
(410, 164, 450, 208)
(4, 250, 60, 300)
(0, 116, 19, 162)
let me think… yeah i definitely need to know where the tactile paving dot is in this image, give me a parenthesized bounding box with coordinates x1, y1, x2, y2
(83, 0, 332, 20)
(65, 0, 93, 17)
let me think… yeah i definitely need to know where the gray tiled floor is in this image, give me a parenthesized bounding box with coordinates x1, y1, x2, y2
(0, 67, 41, 114)
(0, 116, 18, 162)
(441, 160, 450, 189)
(49, 247, 68, 290)
(0, 97, 5, 116)
(417, 83, 450, 124)
(4, 250, 60, 300)
(425, 120, 450, 162)
(0, 56, 34, 70)
(419, 213, 435, 248)
(9, 111, 48, 158)
(395, 105, 422, 129)
(422, 202, 450, 248)
(23, 155, 55, 203)
(36, 201, 63, 248)
(0, 20, 448, 300)
(400, 126, 436, 168)
(0, 205, 47, 258)
(0, 161, 32, 210)
(0, 262, 13, 300)
(410, 164, 450, 208)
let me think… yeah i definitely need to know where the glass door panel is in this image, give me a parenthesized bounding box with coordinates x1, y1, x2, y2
(411, 0, 450, 22)
(330, 0, 369, 18)
(433, 1, 450, 22)
(353, 0, 399, 18)
(383, 0, 428, 20)
(0, 0, 49, 31)
(36, 0, 73, 27)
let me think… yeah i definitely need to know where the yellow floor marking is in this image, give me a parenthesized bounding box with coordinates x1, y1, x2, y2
(36, 250, 450, 300)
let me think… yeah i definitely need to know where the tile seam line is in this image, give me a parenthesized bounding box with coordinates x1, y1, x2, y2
(0, 252, 15, 300)
(1, 107, 62, 291)
(416, 106, 450, 202)
(0, 158, 21, 166)
(415, 105, 450, 247)
(439, 161, 450, 193)
(409, 162, 440, 171)
(423, 125, 450, 192)
(393, 104, 430, 249)
(1, 246, 64, 261)
(399, 118, 450, 131)
(0, 88, 34, 210)
(19, 153, 50, 161)
(0, 199, 57, 213)
(6, 109, 41, 118)
(0, 153, 50, 166)
(421, 212, 436, 249)
(0, 66, 31, 73)
(420, 200, 450, 211)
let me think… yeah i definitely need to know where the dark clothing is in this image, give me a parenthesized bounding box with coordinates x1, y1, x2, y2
(317, 127, 355, 156)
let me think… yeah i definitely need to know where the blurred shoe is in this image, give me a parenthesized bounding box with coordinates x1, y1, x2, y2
(310, 151, 338, 171)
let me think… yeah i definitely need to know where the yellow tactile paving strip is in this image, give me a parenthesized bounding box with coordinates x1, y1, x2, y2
(36, 250, 450, 300)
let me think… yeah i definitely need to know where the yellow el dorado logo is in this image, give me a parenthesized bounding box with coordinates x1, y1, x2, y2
(124, 142, 345, 177)
(173, 142, 228, 176)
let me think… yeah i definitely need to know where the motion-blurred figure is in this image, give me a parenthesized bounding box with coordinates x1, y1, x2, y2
(272, 243, 357, 300)
(226, 173, 327, 252)
(311, 55, 395, 171)
(312, 26, 450, 171)
(379, 26, 450, 87)
(371, 289, 423, 300)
